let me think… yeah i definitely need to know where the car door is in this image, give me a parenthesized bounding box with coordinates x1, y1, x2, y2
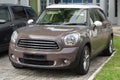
(95, 9, 111, 47)
(0, 6, 13, 45)
(88, 9, 105, 54)
(10, 6, 27, 31)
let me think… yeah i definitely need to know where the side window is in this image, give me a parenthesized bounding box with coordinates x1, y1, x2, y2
(11, 6, 27, 20)
(89, 9, 106, 23)
(0, 7, 11, 22)
(97, 9, 107, 21)
(94, 9, 106, 22)
(89, 9, 96, 23)
(25, 7, 37, 19)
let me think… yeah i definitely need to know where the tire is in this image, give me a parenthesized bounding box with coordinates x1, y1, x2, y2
(104, 37, 113, 56)
(75, 46, 90, 75)
(11, 62, 24, 69)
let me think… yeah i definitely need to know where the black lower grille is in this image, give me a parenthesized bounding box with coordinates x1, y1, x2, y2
(23, 53, 46, 60)
(19, 58, 54, 66)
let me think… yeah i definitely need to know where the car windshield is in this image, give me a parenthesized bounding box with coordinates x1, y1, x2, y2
(0, 7, 10, 24)
(36, 8, 87, 25)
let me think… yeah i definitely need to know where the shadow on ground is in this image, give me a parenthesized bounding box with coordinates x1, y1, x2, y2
(0, 50, 8, 58)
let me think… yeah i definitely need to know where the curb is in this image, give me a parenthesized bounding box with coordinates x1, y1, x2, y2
(88, 50, 116, 80)
(114, 33, 120, 37)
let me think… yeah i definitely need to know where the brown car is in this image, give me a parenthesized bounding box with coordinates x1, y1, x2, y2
(9, 4, 113, 75)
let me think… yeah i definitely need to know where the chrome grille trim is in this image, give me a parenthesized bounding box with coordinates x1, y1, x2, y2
(17, 39, 59, 49)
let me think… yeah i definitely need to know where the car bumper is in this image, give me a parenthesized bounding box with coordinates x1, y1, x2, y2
(9, 44, 80, 69)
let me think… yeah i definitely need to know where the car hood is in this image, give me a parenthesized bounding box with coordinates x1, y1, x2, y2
(18, 25, 84, 40)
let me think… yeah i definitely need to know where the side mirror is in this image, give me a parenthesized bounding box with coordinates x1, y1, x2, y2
(0, 19, 6, 24)
(94, 21, 102, 27)
(27, 19, 34, 24)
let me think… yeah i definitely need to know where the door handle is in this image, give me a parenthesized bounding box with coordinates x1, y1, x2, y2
(10, 24, 15, 27)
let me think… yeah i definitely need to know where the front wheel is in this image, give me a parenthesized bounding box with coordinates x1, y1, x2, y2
(75, 46, 90, 75)
(104, 37, 114, 56)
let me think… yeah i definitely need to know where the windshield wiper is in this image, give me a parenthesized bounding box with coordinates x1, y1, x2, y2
(63, 23, 85, 25)
(36, 22, 52, 25)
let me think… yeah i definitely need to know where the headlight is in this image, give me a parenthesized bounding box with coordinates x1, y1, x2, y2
(64, 33, 80, 46)
(11, 31, 18, 43)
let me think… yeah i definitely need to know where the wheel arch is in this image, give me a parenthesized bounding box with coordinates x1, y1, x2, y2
(111, 33, 113, 38)
(85, 42, 91, 54)
(77, 37, 92, 58)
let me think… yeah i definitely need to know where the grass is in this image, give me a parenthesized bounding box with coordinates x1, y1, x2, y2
(94, 36, 120, 80)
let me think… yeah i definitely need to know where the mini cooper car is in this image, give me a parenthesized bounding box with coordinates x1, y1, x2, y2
(0, 4, 37, 52)
(9, 4, 113, 75)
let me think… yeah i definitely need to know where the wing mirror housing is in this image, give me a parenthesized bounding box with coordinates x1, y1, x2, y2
(94, 21, 102, 27)
(27, 19, 34, 24)
(0, 19, 6, 24)
(91, 21, 102, 30)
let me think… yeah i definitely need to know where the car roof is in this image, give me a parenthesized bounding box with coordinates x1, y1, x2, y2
(0, 3, 31, 7)
(47, 4, 101, 9)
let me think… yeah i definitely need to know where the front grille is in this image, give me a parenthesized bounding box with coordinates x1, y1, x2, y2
(17, 39, 59, 49)
(19, 58, 54, 66)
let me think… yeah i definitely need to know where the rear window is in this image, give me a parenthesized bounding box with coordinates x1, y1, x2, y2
(11, 6, 27, 20)
(0, 7, 10, 23)
(25, 7, 37, 19)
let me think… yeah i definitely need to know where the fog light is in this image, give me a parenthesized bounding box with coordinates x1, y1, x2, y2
(11, 54, 15, 59)
(63, 59, 70, 64)
(17, 58, 20, 63)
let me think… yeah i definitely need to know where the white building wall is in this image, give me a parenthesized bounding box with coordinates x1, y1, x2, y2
(100, 0, 107, 14)
(19, 0, 29, 6)
(108, 0, 117, 24)
(0, 0, 29, 6)
(38, 0, 41, 15)
(0, 0, 17, 4)
(93, 0, 96, 4)
(118, 0, 120, 25)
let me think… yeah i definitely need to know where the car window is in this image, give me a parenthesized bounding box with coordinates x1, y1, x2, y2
(0, 7, 10, 23)
(89, 8, 106, 23)
(96, 9, 107, 21)
(94, 9, 106, 22)
(11, 6, 27, 20)
(89, 9, 97, 22)
(36, 9, 87, 25)
(69, 9, 87, 24)
(25, 7, 37, 19)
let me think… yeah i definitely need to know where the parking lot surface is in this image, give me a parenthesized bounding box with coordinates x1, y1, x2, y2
(0, 52, 109, 80)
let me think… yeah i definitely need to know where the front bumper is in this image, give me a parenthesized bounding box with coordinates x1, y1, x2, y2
(9, 43, 80, 69)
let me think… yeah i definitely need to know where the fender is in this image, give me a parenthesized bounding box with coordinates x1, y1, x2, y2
(67, 36, 91, 69)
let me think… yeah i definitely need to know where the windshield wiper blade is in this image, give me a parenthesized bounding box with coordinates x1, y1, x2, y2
(63, 23, 85, 25)
(37, 22, 52, 25)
